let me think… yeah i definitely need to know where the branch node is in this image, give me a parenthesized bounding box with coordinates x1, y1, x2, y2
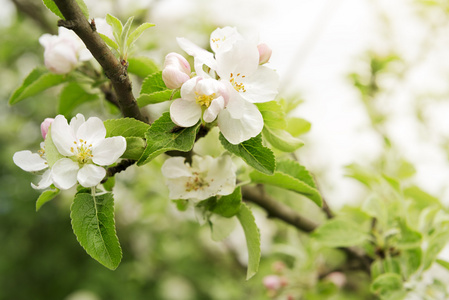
(57, 19, 76, 29)
(90, 18, 96, 31)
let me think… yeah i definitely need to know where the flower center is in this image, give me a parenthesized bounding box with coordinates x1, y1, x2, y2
(195, 92, 216, 108)
(185, 172, 210, 192)
(229, 73, 246, 93)
(70, 139, 93, 164)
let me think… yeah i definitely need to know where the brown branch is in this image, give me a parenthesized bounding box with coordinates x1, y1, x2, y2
(52, 0, 147, 123)
(101, 159, 136, 183)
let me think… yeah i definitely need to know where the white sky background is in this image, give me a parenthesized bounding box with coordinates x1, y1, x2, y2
(3, 0, 449, 208)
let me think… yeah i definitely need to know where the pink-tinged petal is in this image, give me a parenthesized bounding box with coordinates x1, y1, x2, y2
(239, 66, 279, 103)
(170, 98, 202, 127)
(257, 43, 272, 64)
(51, 158, 79, 190)
(218, 101, 263, 144)
(162, 66, 191, 89)
(215, 39, 259, 80)
(203, 96, 225, 123)
(69, 113, 86, 134)
(161, 157, 192, 178)
(44, 42, 78, 74)
(13, 150, 48, 172)
(31, 169, 53, 190)
(92, 136, 126, 166)
(77, 164, 106, 187)
(40, 118, 54, 139)
(39, 34, 56, 48)
(76, 116, 106, 147)
(52, 115, 76, 156)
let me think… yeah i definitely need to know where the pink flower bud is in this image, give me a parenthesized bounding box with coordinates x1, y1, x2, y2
(326, 272, 346, 288)
(40, 118, 54, 139)
(263, 275, 282, 290)
(162, 52, 191, 89)
(257, 43, 272, 65)
(272, 261, 286, 273)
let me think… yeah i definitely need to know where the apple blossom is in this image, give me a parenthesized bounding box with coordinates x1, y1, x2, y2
(162, 52, 191, 89)
(13, 142, 52, 190)
(40, 118, 54, 139)
(257, 43, 272, 64)
(39, 27, 92, 74)
(50, 114, 126, 190)
(209, 26, 243, 54)
(161, 155, 236, 201)
(263, 275, 282, 290)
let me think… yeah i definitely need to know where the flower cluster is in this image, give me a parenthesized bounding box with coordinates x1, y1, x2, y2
(39, 27, 93, 74)
(13, 114, 126, 190)
(162, 27, 279, 144)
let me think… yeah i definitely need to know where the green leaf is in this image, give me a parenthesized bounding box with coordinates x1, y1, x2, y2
(75, 0, 89, 19)
(396, 220, 422, 249)
(437, 258, 449, 271)
(122, 137, 146, 160)
(98, 33, 118, 50)
(104, 118, 150, 138)
(370, 273, 403, 298)
(140, 71, 167, 94)
(36, 188, 60, 211)
(44, 128, 64, 167)
(286, 117, 311, 136)
(256, 101, 286, 129)
(127, 23, 155, 48)
(106, 14, 123, 44)
(58, 82, 99, 117)
(137, 113, 201, 166)
(219, 133, 275, 175)
(262, 126, 304, 152)
(209, 214, 237, 242)
(120, 16, 134, 54)
(9, 67, 67, 105)
(198, 187, 242, 218)
(236, 204, 261, 280)
(137, 90, 180, 107)
(250, 160, 322, 207)
(127, 57, 160, 78)
(401, 248, 422, 279)
(312, 219, 368, 247)
(42, 0, 64, 19)
(404, 186, 441, 209)
(422, 230, 449, 270)
(71, 192, 122, 270)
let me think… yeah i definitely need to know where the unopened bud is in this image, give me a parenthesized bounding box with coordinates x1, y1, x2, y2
(162, 52, 191, 89)
(263, 275, 282, 290)
(326, 272, 347, 288)
(257, 43, 272, 65)
(40, 118, 54, 139)
(272, 261, 286, 273)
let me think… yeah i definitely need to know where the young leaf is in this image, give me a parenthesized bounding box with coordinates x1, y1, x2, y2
(198, 187, 242, 218)
(104, 118, 150, 138)
(312, 219, 369, 247)
(42, 0, 64, 19)
(120, 16, 134, 54)
(137, 113, 201, 166)
(106, 14, 123, 44)
(256, 101, 286, 129)
(237, 204, 261, 280)
(75, 0, 89, 19)
(36, 188, 60, 211)
(422, 230, 449, 270)
(127, 23, 155, 48)
(219, 133, 275, 175)
(122, 137, 146, 160)
(71, 192, 122, 270)
(286, 117, 311, 136)
(250, 160, 322, 207)
(58, 82, 99, 117)
(262, 126, 304, 152)
(98, 33, 118, 51)
(127, 57, 160, 78)
(140, 71, 167, 94)
(137, 90, 180, 107)
(9, 67, 67, 105)
(370, 273, 403, 298)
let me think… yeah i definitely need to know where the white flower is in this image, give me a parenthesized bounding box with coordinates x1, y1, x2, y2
(39, 27, 92, 74)
(50, 114, 126, 190)
(210, 26, 243, 54)
(162, 52, 191, 89)
(257, 43, 272, 65)
(170, 76, 228, 127)
(161, 155, 236, 201)
(13, 142, 52, 190)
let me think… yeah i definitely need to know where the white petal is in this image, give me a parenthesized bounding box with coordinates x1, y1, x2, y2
(203, 96, 225, 123)
(77, 164, 106, 187)
(31, 169, 53, 190)
(210, 27, 242, 54)
(44, 43, 78, 74)
(215, 39, 259, 80)
(92, 136, 126, 166)
(161, 157, 192, 178)
(69, 113, 86, 134)
(180, 77, 200, 101)
(51, 115, 76, 156)
(39, 34, 56, 48)
(170, 98, 202, 127)
(13, 150, 48, 172)
(240, 66, 279, 103)
(176, 37, 217, 76)
(218, 101, 263, 144)
(166, 177, 195, 199)
(51, 158, 79, 190)
(206, 155, 236, 196)
(76, 116, 106, 147)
